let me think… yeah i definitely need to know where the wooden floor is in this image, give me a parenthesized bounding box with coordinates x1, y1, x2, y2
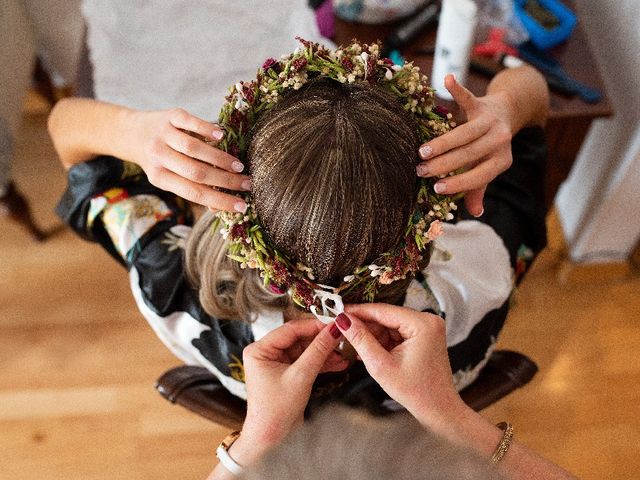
(1, 97, 639, 479)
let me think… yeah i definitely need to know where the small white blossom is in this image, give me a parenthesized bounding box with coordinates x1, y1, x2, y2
(385, 69, 393, 81)
(343, 275, 355, 283)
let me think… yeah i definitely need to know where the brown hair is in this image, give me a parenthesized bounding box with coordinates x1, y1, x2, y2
(186, 78, 422, 322)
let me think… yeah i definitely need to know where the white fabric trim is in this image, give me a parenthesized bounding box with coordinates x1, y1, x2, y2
(129, 268, 247, 399)
(421, 220, 512, 347)
(250, 309, 284, 342)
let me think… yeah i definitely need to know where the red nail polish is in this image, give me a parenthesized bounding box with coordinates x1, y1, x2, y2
(335, 313, 351, 331)
(329, 323, 341, 339)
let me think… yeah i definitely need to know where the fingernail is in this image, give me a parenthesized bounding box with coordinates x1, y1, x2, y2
(232, 161, 245, 173)
(473, 207, 484, 218)
(241, 179, 252, 191)
(212, 129, 224, 141)
(335, 313, 351, 331)
(329, 323, 341, 339)
(234, 201, 248, 213)
(419, 145, 433, 159)
(434, 182, 447, 194)
(416, 164, 430, 177)
(450, 73, 457, 83)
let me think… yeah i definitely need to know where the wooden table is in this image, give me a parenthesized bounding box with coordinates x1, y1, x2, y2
(333, 7, 613, 206)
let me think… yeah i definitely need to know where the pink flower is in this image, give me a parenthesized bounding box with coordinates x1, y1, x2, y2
(269, 284, 286, 295)
(379, 271, 396, 285)
(426, 220, 443, 241)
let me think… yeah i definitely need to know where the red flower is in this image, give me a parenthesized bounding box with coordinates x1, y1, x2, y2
(295, 36, 314, 49)
(293, 280, 315, 308)
(230, 223, 248, 240)
(269, 283, 287, 295)
(341, 57, 354, 72)
(292, 57, 308, 71)
(270, 259, 292, 287)
(433, 105, 449, 118)
(229, 110, 247, 132)
(262, 57, 278, 71)
(243, 85, 255, 104)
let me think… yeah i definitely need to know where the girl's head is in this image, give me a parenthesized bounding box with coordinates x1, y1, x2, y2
(187, 78, 423, 321)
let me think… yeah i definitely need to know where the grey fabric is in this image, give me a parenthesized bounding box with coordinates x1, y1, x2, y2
(81, 0, 328, 120)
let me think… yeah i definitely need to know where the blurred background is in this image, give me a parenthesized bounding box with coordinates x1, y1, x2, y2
(1, 0, 638, 478)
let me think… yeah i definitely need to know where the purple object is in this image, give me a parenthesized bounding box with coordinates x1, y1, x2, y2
(315, 0, 335, 39)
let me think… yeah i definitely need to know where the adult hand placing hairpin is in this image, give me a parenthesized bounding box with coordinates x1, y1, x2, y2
(125, 108, 251, 212)
(209, 319, 347, 476)
(416, 67, 549, 217)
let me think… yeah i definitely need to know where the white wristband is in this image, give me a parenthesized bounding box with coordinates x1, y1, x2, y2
(216, 431, 244, 476)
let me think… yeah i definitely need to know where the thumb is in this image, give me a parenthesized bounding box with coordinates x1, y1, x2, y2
(292, 323, 342, 379)
(445, 73, 477, 112)
(335, 313, 393, 377)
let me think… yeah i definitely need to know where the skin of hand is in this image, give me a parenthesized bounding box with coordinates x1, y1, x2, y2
(48, 98, 250, 212)
(122, 108, 251, 213)
(417, 74, 514, 217)
(417, 66, 549, 217)
(338, 304, 577, 480)
(338, 303, 467, 429)
(217, 319, 348, 473)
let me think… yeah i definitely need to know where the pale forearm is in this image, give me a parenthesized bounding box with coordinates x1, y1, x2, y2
(418, 402, 576, 480)
(486, 65, 549, 133)
(48, 98, 139, 170)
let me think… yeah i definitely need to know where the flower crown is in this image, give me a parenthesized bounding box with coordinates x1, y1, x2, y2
(213, 38, 458, 315)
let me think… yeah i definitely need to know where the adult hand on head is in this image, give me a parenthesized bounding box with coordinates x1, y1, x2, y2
(228, 319, 348, 466)
(125, 108, 251, 212)
(336, 304, 466, 432)
(417, 73, 515, 217)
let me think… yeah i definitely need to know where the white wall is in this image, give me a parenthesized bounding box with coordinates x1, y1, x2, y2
(555, 0, 640, 263)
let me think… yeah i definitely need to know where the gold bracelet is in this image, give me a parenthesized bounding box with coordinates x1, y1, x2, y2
(491, 422, 514, 464)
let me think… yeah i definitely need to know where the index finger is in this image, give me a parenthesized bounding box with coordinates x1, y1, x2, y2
(418, 116, 491, 161)
(169, 108, 225, 142)
(345, 303, 438, 337)
(292, 323, 343, 377)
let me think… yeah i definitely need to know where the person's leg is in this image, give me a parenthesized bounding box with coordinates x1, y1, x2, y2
(0, 0, 36, 194)
(0, 0, 48, 239)
(0, 120, 12, 197)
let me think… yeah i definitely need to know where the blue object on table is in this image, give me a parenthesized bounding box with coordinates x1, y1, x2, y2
(513, 0, 577, 50)
(389, 49, 406, 66)
(518, 42, 602, 103)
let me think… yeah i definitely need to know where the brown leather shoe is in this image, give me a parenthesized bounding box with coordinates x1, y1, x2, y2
(0, 182, 46, 241)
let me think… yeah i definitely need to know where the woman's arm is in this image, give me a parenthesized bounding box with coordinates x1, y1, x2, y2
(339, 304, 576, 480)
(48, 98, 250, 211)
(417, 66, 549, 216)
